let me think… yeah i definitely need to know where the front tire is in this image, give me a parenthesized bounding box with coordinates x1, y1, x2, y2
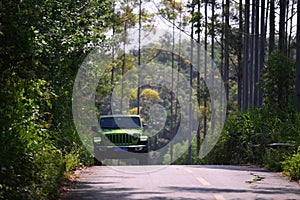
(94, 157, 102, 166)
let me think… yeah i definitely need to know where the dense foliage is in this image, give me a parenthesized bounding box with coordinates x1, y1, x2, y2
(170, 52, 300, 180)
(0, 0, 110, 199)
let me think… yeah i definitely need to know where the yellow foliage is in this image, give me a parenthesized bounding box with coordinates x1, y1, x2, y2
(141, 88, 160, 100)
(129, 107, 138, 115)
(199, 105, 211, 116)
(184, 59, 190, 65)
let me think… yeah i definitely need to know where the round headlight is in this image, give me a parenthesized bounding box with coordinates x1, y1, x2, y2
(132, 133, 139, 140)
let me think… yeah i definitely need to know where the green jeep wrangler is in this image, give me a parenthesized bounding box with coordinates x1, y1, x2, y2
(93, 114, 148, 165)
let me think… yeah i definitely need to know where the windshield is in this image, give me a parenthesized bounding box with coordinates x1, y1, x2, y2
(100, 117, 141, 130)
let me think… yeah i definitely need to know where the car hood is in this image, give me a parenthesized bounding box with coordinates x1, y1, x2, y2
(101, 129, 142, 135)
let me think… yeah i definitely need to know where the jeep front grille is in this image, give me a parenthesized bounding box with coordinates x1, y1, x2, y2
(106, 134, 133, 145)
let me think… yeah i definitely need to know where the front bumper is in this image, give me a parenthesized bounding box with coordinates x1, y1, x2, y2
(94, 144, 148, 159)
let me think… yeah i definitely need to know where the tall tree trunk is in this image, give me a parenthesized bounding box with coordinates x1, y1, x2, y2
(253, 0, 260, 106)
(259, 0, 266, 106)
(285, 0, 289, 54)
(238, 0, 243, 109)
(188, 0, 194, 165)
(137, 0, 141, 114)
(278, 0, 287, 105)
(110, 1, 116, 114)
(269, 0, 275, 55)
(295, 0, 300, 111)
(196, 0, 201, 157)
(279, 0, 287, 54)
(210, 0, 216, 148)
(170, 0, 176, 164)
(243, 0, 250, 110)
(288, 0, 296, 57)
(224, 0, 229, 101)
(248, 0, 255, 107)
(203, 0, 208, 140)
(121, 20, 127, 112)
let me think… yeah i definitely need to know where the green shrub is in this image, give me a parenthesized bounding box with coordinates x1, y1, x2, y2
(30, 147, 65, 199)
(200, 108, 300, 166)
(258, 51, 295, 111)
(202, 109, 272, 165)
(282, 147, 300, 180)
(0, 143, 65, 200)
(67, 151, 80, 171)
(263, 148, 286, 172)
(55, 143, 94, 180)
(79, 147, 94, 167)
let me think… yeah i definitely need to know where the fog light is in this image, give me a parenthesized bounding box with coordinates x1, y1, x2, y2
(135, 147, 143, 151)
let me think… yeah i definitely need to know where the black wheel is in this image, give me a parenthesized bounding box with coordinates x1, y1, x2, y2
(94, 157, 102, 166)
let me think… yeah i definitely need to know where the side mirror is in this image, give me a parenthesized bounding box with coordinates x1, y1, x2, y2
(92, 125, 98, 133)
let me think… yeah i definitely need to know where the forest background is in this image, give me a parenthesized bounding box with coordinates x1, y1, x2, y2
(1, 0, 300, 199)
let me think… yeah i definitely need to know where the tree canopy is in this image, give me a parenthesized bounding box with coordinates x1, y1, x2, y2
(1, 0, 300, 198)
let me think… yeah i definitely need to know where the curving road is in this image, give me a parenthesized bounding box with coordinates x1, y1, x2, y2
(62, 165, 300, 200)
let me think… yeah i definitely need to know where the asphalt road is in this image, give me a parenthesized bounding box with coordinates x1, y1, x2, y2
(62, 165, 300, 200)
